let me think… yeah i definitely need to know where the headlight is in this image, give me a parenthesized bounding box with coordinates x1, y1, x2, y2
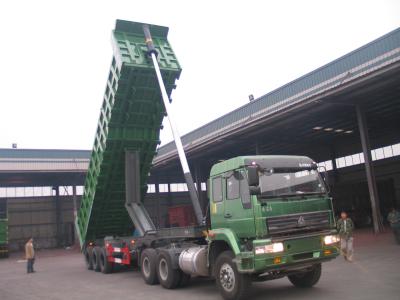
(324, 235, 340, 245)
(255, 242, 284, 254)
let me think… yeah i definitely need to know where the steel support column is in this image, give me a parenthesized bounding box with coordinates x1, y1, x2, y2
(255, 142, 261, 155)
(194, 163, 205, 212)
(54, 186, 62, 247)
(72, 186, 78, 222)
(330, 145, 338, 186)
(166, 176, 172, 226)
(356, 105, 384, 233)
(154, 177, 161, 228)
(72, 186, 78, 245)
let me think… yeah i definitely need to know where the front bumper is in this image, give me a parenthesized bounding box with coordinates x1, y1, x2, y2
(235, 234, 339, 274)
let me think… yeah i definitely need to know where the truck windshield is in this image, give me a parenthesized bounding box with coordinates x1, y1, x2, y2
(259, 169, 326, 198)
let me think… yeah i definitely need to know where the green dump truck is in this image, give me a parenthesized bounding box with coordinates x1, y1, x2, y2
(0, 199, 8, 258)
(76, 20, 339, 300)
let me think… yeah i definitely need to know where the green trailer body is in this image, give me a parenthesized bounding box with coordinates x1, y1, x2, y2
(76, 20, 181, 246)
(0, 200, 8, 258)
(0, 220, 6, 239)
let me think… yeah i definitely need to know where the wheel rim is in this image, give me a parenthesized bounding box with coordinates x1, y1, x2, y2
(159, 258, 169, 281)
(219, 263, 235, 292)
(142, 257, 151, 278)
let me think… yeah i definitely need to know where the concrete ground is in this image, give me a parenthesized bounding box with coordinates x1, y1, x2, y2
(1, 229, 399, 300)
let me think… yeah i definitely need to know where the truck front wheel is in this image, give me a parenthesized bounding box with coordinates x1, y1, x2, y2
(215, 251, 250, 300)
(140, 248, 159, 285)
(288, 263, 321, 288)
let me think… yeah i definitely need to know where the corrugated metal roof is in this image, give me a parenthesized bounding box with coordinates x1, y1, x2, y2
(0, 149, 90, 172)
(0, 149, 90, 159)
(0, 160, 89, 172)
(155, 27, 400, 164)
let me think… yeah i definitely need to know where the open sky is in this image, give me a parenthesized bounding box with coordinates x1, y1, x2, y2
(0, 0, 399, 150)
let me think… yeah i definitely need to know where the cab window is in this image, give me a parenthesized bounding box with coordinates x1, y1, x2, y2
(226, 170, 252, 209)
(212, 176, 223, 202)
(227, 172, 240, 199)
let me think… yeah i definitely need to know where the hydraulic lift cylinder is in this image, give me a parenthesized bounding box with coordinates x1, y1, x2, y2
(143, 24, 204, 226)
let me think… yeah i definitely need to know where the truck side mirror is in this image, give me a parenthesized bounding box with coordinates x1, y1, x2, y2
(318, 166, 330, 193)
(247, 166, 259, 187)
(322, 172, 329, 186)
(323, 173, 331, 194)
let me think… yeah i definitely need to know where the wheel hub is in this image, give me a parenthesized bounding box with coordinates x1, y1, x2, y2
(142, 257, 150, 277)
(219, 263, 235, 292)
(159, 258, 169, 281)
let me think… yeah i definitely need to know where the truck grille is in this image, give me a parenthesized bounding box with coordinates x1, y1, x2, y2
(266, 211, 330, 235)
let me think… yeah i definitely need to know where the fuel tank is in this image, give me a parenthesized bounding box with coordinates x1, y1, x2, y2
(178, 246, 209, 277)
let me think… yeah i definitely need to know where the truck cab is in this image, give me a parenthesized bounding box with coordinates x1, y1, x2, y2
(207, 155, 339, 297)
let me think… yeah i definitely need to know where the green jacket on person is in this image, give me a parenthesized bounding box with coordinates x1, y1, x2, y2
(387, 210, 400, 229)
(337, 218, 354, 239)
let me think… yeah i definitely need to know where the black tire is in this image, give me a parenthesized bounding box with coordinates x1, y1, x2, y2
(215, 251, 251, 300)
(288, 263, 322, 288)
(140, 248, 159, 285)
(156, 251, 181, 289)
(92, 246, 102, 272)
(99, 247, 113, 274)
(84, 247, 94, 270)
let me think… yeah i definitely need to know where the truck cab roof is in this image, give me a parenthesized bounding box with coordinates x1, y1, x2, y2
(210, 155, 317, 177)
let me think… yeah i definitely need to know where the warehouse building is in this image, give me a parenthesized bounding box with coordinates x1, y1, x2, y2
(0, 27, 399, 250)
(0, 149, 88, 251)
(147, 27, 400, 233)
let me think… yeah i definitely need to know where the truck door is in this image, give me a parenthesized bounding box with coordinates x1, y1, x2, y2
(210, 176, 226, 229)
(223, 170, 256, 238)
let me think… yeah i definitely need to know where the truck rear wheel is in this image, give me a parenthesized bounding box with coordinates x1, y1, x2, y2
(92, 246, 102, 272)
(84, 247, 94, 270)
(99, 247, 113, 274)
(288, 263, 321, 288)
(156, 251, 181, 289)
(140, 248, 159, 285)
(215, 251, 250, 300)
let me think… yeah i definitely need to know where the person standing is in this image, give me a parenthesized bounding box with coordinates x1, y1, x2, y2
(25, 238, 35, 273)
(337, 211, 354, 262)
(387, 207, 400, 244)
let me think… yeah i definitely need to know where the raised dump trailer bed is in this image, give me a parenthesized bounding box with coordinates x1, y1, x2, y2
(76, 20, 181, 246)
